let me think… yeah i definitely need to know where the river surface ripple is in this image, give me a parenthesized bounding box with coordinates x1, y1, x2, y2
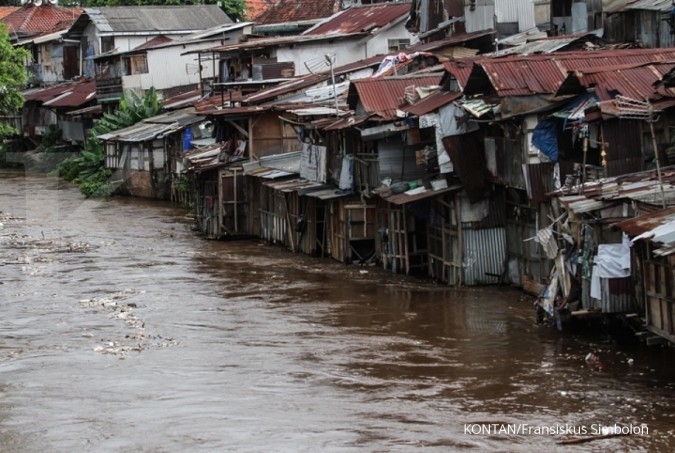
(1, 171, 674, 452)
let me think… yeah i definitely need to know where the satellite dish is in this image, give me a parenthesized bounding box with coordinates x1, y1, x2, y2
(48, 0, 58, 4)
(33, 0, 43, 6)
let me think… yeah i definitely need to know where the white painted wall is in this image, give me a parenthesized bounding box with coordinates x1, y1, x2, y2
(465, 0, 538, 33)
(277, 22, 418, 76)
(123, 41, 220, 92)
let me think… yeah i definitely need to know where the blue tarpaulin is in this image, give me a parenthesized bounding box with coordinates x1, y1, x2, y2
(532, 119, 559, 161)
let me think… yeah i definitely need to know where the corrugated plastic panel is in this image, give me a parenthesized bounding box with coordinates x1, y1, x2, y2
(462, 228, 506, 285)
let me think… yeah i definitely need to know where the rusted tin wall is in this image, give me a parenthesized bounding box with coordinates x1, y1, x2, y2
(462, 228, 507, 285)
(602, 119, 643, 177)
(636, 10, 675, 48)
(590, 277, 635, 313)
(505, 188, 551, 285)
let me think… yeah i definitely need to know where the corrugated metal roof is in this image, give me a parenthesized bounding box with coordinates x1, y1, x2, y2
(97, 108, 204, 142)
(84, 6, 231, 35)
(442, 58, 480, 91)
(96, 121, 180, 142)
(625, 0, 672, 11)
(201, 33, 360, 55)
(303, 2, 411, 36)
(464, 48, 675, 98)
(254, 0, 338, 25)
(493, 36, 583, 56)
(242, 151, 302, 176)
(553, 167, 675, 211)
(402, 90, 462, 116)
(379, 184, 462, 205)
(558, 61, 675, 101)
(44, 80, 97, 108)
(350, 75, 442, 120)
(263, 177, 325, 193)
(616, 206, 675, 256)
(23, 79, 96, 109)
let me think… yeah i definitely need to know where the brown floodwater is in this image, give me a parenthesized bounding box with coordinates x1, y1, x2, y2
(1, 170, 674, 452)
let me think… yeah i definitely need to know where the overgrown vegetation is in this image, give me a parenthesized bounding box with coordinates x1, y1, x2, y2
(55, 87, 162, 198)
(0, 23, 29, 143)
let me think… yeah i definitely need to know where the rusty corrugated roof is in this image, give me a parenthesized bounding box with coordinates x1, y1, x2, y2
(402, 89, 462, 116)
(615, 206, 675, 237)
(44, 79, 97, 108)
(304, 2, 411, 36)
(254, 0, 338, 25)
(557, 61, 675, 101)
(553, 166, 675, 210)
(23, 79, 96, 109)
(615, 206, 675, 256)
(349, 75, 442, 120)
(464, 48, 675, 98)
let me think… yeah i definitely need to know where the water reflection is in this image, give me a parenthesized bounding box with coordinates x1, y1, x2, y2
(1, 171, 674, 452)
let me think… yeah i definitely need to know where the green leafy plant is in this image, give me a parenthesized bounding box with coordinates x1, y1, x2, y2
(56, 87, 162, 197)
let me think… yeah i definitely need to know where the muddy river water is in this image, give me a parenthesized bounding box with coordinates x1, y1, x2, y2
(1, 170, 674, 452)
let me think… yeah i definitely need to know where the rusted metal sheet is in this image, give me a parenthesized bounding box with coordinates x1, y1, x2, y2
(350, 75, 443, 120)
(462, 228, 506, 285)
(616, 206, 675, 256)
(615, 206, 675, 236)
(463, 48, 675, 97)
(402, 90, 462, 117)
(524, 162, 554, 205)
(443, 133, 488, 203)
(591, 277, 634, 313)
(379, 184, 462, 205)
(23, 79, 96, 108)
(551, 167, 675, 208)
(305, 3, 411, 36)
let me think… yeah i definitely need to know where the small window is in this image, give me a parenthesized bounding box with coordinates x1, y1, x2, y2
(123, 54, 148, 75)
(388, 39, 411, 52)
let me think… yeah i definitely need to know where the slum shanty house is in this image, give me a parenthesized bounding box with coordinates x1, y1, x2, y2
(98, 108, 209, 199)
(87, 21, 254, 110)
(344, 74, 457, 273)
(21, 78, 98, 144)
(63, 5, 233, 112)
(615, 205, 675, 345)
(604, 0, 675, 48)
(548, 167, 675, 326)
(185, 28, 496, 253)
(182, 140, 250, 238)
(442, 48, 675, 290)
(1, 3, 83, 86)
(192, 1, 418, 100)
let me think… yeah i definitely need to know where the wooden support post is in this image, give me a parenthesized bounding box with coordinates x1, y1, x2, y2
(403, 205, 410, 275)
